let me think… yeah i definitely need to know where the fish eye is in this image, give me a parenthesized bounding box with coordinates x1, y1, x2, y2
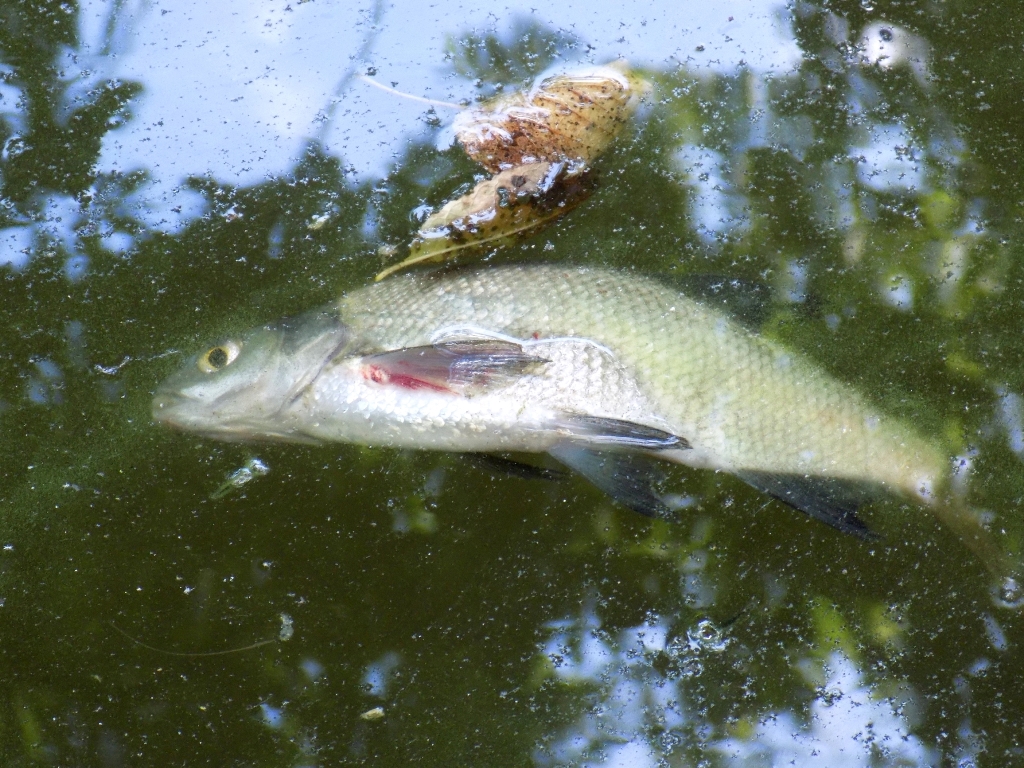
(197, 340, 241, 373)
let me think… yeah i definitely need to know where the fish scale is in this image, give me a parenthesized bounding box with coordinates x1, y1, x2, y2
(339, 265, 945, 498)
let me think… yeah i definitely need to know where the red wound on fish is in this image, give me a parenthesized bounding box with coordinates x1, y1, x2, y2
(361, 363, 453, 393)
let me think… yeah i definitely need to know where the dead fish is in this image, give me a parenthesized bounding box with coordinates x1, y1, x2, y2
(152, 265, 1019, 601)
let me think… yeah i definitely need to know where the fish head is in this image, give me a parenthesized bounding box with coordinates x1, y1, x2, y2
(152, 307, 350, 442)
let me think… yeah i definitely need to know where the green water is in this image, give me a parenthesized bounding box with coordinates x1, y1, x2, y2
(3, 0, 1024, 764)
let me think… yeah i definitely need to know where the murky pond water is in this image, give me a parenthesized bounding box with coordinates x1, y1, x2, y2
(3, 0, 1024, 764)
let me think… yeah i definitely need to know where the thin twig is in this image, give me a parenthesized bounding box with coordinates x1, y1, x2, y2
(357, 75, 462, 110)
(110, 621, 277, 657)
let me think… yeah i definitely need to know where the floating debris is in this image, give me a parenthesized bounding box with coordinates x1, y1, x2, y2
(210, 457, 270, 499)
(375, 161, 594, 279)
(279, 613, 294, 642)
(453, 63, 647, 173)
(374, 63, 644, 280)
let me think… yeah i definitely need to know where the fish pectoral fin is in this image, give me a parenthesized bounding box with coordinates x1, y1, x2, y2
(549, 444, 673, 519)
(736, 470, 880, 540)
(361, 340, 548, 394)
(463, 453, 567, 482)
(553, 413, 690, 451)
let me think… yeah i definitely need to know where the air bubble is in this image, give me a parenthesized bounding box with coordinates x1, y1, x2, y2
(993, 576, 1024, 610)
(689, 619, 729, 653)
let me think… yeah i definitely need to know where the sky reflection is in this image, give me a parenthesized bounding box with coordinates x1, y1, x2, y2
(77, 0, 800, 231)
(536, 605, 937, 767)
(3, 0, 1022, 763)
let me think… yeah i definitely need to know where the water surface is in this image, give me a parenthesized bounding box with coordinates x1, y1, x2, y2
(3, 0, 1024, 764)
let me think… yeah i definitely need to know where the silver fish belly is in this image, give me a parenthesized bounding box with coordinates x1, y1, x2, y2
(152, 265, 1014, 584)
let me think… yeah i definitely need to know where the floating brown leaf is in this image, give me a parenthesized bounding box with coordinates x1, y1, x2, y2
(375, 162, 594, 281)
(453, 64, 647, 173)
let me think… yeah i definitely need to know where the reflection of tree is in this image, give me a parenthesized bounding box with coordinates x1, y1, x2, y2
(445, 19, 580, 98)
(313, 0, 385, 146)
(1, 4, 1024, 766)
(0, 0, 140, 204)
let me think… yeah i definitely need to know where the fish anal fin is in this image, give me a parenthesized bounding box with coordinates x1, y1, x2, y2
(362, 340, 548, 395)
(549, 444, 672, 519)
(555, 413, 690, 451)
(736, 470, 880, 540)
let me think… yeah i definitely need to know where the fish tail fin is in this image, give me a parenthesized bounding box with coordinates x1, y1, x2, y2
(932, 500, 1024, 609)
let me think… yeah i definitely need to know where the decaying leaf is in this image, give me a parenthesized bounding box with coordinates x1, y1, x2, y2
(371, 63, 642, 280)
(375, 161, 594, 281)
(453, 63, 648, 173)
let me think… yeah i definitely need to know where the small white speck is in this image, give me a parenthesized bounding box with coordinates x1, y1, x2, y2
(279, 613, 294, 641)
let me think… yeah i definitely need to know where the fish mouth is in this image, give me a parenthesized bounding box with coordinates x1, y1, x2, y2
(151, 390, 247, 439)
(151, 389, 313, 444)
(151, 389, 188, 426)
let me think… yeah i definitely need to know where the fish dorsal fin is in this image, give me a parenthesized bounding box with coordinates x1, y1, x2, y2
(736, 470, 881, 540)
(361, 340, 548, 395)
